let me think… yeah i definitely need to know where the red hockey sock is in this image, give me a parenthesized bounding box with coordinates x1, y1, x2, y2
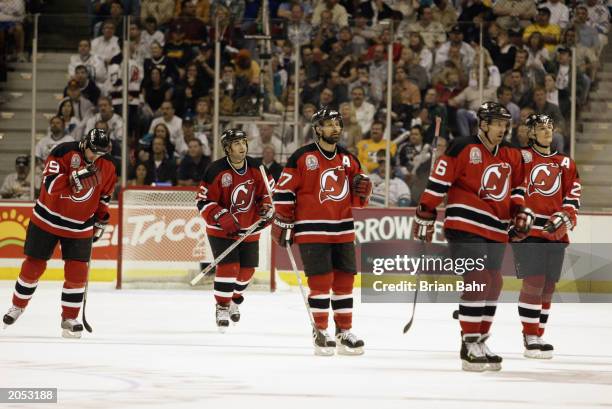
(232, 267, 255, 304)
(12, 256, 47, 309)
(331, 271, 354, 330)
(214, 263, 239, 305)
(480, 270, 503, 334)
(307, 273, 333, 330)
(459, 269, 489, 335)
(61, 260, 88, 320)
(518, 275, 545, 335)
(539, 280, 556, 336)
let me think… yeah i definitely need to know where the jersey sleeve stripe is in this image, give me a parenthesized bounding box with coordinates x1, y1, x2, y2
(197, 200, 216, 214)
(425, 180, 450, 194)
(562, 198, 580, 209)
(424, 189, 446, 197)
(429, 176, 452, 186)
(44, 173, 61, 193)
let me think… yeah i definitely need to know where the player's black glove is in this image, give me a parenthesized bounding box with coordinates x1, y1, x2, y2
(542, 211, 574, 241)
(93, 213, 110, 243)
(70, 164, 99, 194)
(412, 204, 437, 242)
(272, 215, 294, 248)
(352, 173, 372, 199)
(508, 206, 535, 242)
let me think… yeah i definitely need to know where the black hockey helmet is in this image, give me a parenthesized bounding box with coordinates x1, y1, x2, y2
(81, 128, 111, 155)
(311, 107, 343, 136)
(525, 113, 554, 148)
(220, 128, 248, 154)
(477, 101, 512, 123)
(525, 113, 554, 130)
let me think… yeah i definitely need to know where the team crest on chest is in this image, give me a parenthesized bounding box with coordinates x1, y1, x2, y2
(71, 154, 81, 169)
(319, 166, 349, 203)
(528, 163, 562, 196)
(306, 154, 319, 170)
(221, 173, 232, 187)
(230, 179, 255, 213)
(479, 163, 511, 201)
(469, 147, 482, 164)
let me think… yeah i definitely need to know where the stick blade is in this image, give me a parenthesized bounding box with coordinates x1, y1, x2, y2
(402, 318, 414, 334)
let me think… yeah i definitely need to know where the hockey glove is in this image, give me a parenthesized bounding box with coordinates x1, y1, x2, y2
(93, 213, 110, 243)
(541, 211, 574, 241)
(352, 173, 372, 199)
(70, 165, 99, 194)
(272, 215, 294, 248)
(412, 204, 437, 242)
(257, 201, 274, 222)
(508, 206, 535, 242)
(213, 208, 241, 237)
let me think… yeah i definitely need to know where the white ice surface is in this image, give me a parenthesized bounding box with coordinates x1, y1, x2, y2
(0, 281, 611, 409)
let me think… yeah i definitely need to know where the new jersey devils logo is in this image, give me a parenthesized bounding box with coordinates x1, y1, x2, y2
(230, 180, 255, 214)
(479, 163, 511, 201)
(528, 163, 562, 196)
(319, 166, 349, 203)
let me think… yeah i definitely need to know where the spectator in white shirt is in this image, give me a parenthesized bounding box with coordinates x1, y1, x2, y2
(84, 96, 124, 144)
(141, 17, 165, 59)
(349, 86, 376, 134)
(0, 0, 26, 62)
(35, 117, 75, 166)
(148, 101, 183, 147)
(68, 39, 108, 90)
(540, 0, 570, 29)
(91, 20, 121, 66)
(435, 25, 476, 71)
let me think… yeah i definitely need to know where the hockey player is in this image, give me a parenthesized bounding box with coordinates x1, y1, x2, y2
(412, 102, 534, 372)
(271, 108, 372, 356)
(3, 129, 117, 338)
(196, 129, 273, 332)
(514, 114, 581, 359)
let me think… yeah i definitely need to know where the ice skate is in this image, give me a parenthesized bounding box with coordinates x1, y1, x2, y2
(61, 319, 83, 339)
(216, 304, 230, 333)
(479, 334, 502, 371)
(229, 301, 240, 324)
(313, 329, 336, 356)
(460, 334, 488, 372)
(3, 306, 24, 328)
(538, 337, 553, 359)
(523, 334, 544, 358)
(335, 328, 364, 356)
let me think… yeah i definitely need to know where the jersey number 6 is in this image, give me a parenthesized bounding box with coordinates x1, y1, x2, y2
(434, 160, 448, 177)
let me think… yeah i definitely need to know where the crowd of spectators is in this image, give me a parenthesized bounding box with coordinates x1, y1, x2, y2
(1, 0, 610, 206)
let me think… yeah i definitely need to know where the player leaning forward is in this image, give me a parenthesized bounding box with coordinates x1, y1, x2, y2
(271, 108, 372, 356)
(413, 102, 534, 371)
(3, 129, 116, 338)
(514, 114, 581, 359)
(196, 129, 273, 332)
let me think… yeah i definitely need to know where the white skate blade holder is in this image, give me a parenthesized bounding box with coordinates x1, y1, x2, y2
(62, 329, 82, 339)
(314, 345, 335, 356)
(336, 344, 364, 356)
(486, 362, 502, 371)
(462, 360, 487, 372)
(524, 349, 548, 359)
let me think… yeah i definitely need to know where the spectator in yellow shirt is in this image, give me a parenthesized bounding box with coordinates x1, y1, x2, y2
(356, 121, 397, 173)
(523, 7, 561, 53)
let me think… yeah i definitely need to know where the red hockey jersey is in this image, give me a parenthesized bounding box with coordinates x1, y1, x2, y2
(420, 135, 526, 243)
(273, 143, 368, 244)
(32, 142, 117, 239)
(521, 147, 581, 242)
(196, 156, 272, 242)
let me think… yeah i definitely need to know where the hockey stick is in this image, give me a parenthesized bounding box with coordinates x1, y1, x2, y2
(81, 247, 93, 333)
(403, 116, 442, 334)
(258, 165, 328, 344)
(189, 220, 263, 286)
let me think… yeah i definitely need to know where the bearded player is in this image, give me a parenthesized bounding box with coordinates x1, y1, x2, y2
(514, 114, 581, 359)
(3, 129, 116, 338)
(196, 129, 273, 332)
(413, 102, 533, 372)
(271, 108, 372, 356)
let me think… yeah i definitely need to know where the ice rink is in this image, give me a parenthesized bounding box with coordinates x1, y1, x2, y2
(1, 281, 611, 409)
